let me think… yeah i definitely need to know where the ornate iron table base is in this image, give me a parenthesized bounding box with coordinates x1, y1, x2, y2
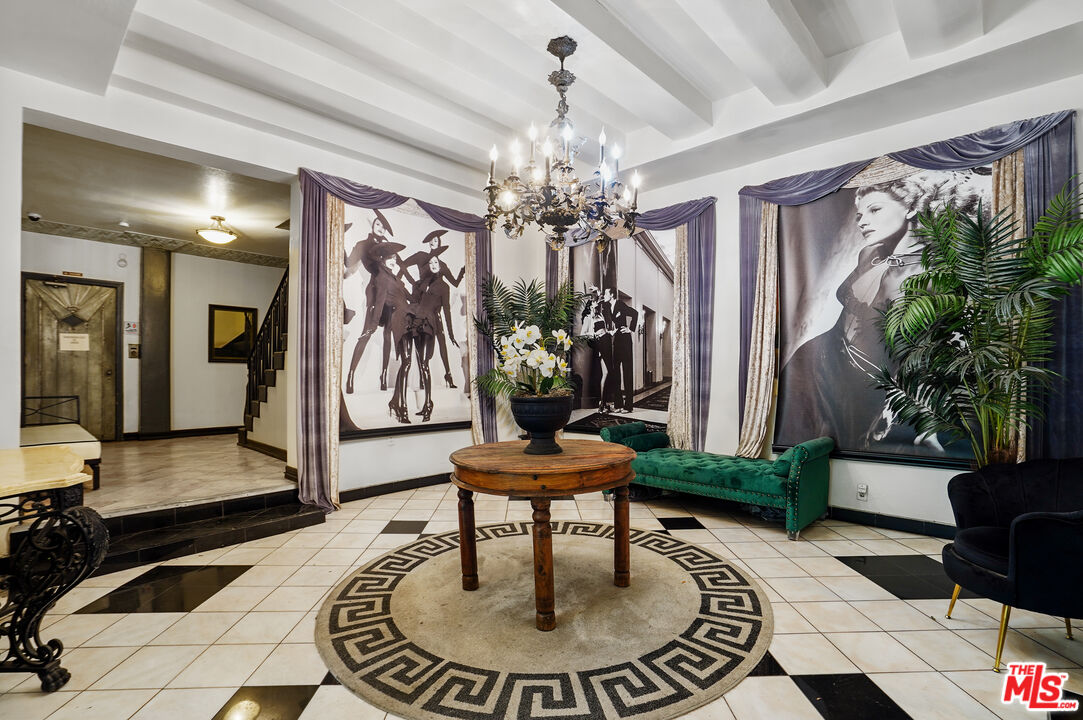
(1, 486, 109, 691)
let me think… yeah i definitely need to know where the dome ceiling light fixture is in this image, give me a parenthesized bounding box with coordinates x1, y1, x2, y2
(197, 215, 238, 244)
(484, 35, 640, 252)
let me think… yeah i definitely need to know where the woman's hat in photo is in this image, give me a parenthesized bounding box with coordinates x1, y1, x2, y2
(371, 208, 393, 237)
(402, 245, 448, 268)
(422, 229, 448, 245)
(371, 241, 406, 259)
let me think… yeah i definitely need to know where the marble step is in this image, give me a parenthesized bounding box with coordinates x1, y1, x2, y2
(98, 499, 323, 573)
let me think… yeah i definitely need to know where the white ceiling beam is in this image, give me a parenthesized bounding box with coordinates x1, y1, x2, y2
(892, 0, 985, 59)
(110, 47, 483, 196)
(673, 0, 827, 105)
(456, 0, 712, 138)
(224, 0, 618, 142)
(0, 0, 136, 94)
(546, 0, 713, 125)
(131, 0, 501, 166)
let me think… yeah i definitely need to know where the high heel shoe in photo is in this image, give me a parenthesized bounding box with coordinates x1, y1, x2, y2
(346, 374, 355, 394)
(444, 372, 457, 389)
(379, 370, 387, 392)
(420, 402, 433, 422)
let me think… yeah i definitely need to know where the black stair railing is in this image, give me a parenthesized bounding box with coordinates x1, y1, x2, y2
(245, 269, 288, 430)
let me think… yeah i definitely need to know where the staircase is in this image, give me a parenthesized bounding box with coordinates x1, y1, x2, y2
(243, 269, 288, 434)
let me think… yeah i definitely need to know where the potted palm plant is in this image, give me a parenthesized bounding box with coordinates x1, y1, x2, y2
(876, 183, 1083, 467)
(474, 277, 584, 454)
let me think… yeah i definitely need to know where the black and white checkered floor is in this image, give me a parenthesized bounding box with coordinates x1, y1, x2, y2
(2, 485, 1080, 720)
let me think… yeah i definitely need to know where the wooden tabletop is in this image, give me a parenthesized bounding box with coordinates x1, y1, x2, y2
(0, 446, 90, 498)
(449, 440, 636, 497)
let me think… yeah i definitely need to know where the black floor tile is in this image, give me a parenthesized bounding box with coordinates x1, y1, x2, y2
(657, 516, 706, 531)
(837, 555, 978, 600)
(382, 520, 429, 534)
(211, 685, 319, 720)
(792, 673, 912, 720)
(76, 565, 251, 613)
(748, 651, 786, 676)
(321, 672, 340, 686)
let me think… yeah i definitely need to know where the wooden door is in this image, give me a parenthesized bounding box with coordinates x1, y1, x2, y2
(23, 275, 122, 440)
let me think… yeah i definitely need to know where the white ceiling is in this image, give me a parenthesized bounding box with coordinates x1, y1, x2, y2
(22, 125, 291, 257)
(5, 0, 1083, 198)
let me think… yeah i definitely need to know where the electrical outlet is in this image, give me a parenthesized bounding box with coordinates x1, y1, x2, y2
(857, 483, 868, 501)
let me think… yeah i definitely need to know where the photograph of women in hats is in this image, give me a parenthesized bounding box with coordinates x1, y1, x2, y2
(339, 202, 471, 435)
(775, 168, 991, 461)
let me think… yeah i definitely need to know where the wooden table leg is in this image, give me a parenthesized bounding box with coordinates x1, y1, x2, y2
(613, 483, 630, 587)
(530, 498, 556, 631)
(457, 488, 478, 591)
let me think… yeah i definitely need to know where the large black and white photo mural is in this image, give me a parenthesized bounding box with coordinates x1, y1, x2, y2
(775, 168, 992, 462)
(340, 201, 472, 437)
(567, 230, 676, 433)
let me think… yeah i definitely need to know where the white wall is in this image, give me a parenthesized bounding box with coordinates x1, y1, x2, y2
(171, 253, 283, 430)
(639, 74, 1083, 526)
(21, 231, 142, 432)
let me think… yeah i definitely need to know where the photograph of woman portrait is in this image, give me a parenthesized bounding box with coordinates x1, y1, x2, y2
(339, 202, 471, 437)
(774, 168, 991, 462)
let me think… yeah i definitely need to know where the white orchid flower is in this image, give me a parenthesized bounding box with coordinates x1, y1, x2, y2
(557, 357, 569, 374)
(523, 325, 541, 344)
(552, 329, 568, 343)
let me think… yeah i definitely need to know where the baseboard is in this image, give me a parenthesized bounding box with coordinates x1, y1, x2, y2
(123, 426, 239, 441)
(284, 465, 297, 482)
(238, 435, 287, 461)
(828, 506, 956, 540)
(339, 473, 450, 503)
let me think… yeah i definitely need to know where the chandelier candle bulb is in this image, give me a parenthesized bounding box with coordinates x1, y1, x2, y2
(489, 145, 498, 180)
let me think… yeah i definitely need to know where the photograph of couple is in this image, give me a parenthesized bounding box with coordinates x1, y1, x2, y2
(566, 229, 676, 434)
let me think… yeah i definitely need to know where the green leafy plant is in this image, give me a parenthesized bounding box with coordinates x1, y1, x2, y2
(876, 182, 1083, 467)
(474, 277, 585, 398)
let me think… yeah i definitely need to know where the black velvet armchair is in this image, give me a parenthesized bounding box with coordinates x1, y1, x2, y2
(942, 458, 1083, 672)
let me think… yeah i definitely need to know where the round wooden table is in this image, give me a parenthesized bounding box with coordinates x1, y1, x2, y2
(449, 439, 636, 631)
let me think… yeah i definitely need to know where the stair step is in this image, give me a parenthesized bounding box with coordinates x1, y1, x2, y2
(257, 385, 268, 403)
(264, 368, 277, 387)
(250, 400, 261, 418)
(272, 351, 285, 370)
(279, 332, 287, 349)
(244, 414, 254, 431)
(99, 502, 324, 572)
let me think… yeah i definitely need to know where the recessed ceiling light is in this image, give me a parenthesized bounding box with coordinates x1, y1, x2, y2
(197, 215, 237, 244)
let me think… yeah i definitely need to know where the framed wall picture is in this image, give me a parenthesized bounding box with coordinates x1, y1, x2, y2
(565, 229, 676, 435)
(339, 200, 472, 438)
(208, 304, 257, 363)
(774, 166, 992, 465)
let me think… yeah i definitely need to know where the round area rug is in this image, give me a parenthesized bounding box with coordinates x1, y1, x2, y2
(316, 522, 773, 720)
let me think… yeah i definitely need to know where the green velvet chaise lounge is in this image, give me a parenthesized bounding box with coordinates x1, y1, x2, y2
(599, 422, 834, 540)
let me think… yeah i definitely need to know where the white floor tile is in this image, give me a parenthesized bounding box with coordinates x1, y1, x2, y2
(888, 630, 995, 671)
(218, 611, 307, 644)
(47, 688, 158, 720)
(91, 645, 205, 690)
(246, 643, 328, 686)
(724, 676, 822, 720)
(84, 613, 186, 647)
(768, 633, 861, 675)
(168, 644, 276, 688)
(825, 631, 932, 672)
(128, 688, 237, 720)
(870, 671, 999, 719)
(790, 602, 881, 633)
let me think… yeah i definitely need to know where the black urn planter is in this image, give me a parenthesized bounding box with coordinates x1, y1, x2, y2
(509, 395, 574, 455)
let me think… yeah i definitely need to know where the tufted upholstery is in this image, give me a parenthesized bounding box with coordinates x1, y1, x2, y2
(600, 422, 833, 538)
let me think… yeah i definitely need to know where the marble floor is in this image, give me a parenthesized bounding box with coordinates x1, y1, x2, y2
(2, 488, 1080, 720)
(88, 435, 294, 516)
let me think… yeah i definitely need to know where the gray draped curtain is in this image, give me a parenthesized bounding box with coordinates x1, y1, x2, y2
(737, 110, 1077, 458)
(298, 169, 496, 512)
(637, 198, 717, 451)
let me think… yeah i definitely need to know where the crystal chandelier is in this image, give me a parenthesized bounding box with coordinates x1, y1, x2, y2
(484, 36, 640, 252)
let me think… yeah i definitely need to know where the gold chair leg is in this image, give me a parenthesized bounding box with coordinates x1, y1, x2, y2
(1067, 618, 1074, 641)
(946, 584, 961, 619)
(993, 605, 1012, 672)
